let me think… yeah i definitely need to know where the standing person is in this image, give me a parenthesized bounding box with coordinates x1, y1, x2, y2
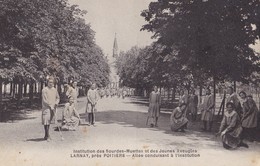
(61, 98, 80, 131)
(66, 81, 78, 104)
(86, 83, 99, 126)
(200, 88, 215, 132)
(179, 90, 189, 106)
(122, 88, 127, 99)
(63, 82, 71, 103)
(226, 86, 242, 117)
(216, 102, 248, 149)
(99, 88, 105, 99)
(188, 89, 199, 121)
(170, 103, 188, 132)
(148, 86, 161, 127)
(239, 91, 258, 142)
(71, 81, 79, 106)
(179, 89, 189, 121)
(113, 88, 116, 97)
(42, 77, 60, 141)
(105, 88, 110, 97)
(110, 88, 114, 97)
(119, 88, 123, 98)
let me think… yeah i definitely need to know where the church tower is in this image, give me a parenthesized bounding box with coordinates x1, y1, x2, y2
(113, 33, 118, 58)
(109, 33, 120, 89)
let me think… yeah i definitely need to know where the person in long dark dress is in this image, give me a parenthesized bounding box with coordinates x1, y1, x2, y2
(148, 86, 161, 127)
(188, 89, 198, 121)
(200, 88, 215, 132)
(216, 102, 248, 149)
(239, 91, 258, 142)
(226, 86, 242, 117)
(86, 83, 99, 126)
(170, 103, 188, 132)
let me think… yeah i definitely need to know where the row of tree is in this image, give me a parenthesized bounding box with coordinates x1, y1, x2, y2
(115, 0, 260, 97)
(0, 0, 110, 105)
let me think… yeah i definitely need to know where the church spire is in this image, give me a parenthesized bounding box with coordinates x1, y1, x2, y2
(113, 33, 118, 58)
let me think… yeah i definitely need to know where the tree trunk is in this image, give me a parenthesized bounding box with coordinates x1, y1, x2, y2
(199, 85, 203, 103)
(3, 83, 6, 97)
(23, 83, 27, 97)
(172, 86, 176, 102)
(10, 82, 13, 96)
(29, 80, 34, 107)
(213, 76, 216, 118)
(0, 78, 2, 108)
(213, 77, 216, 104)
(17, 80, 23, 107)
(12, 83, 16, 98)
(34, 83, 37, 94)
(167, 86, 170, 102)
(222, 91, 226, 117)
(57, 83, 62, 95)
(233, 81, 236, 92)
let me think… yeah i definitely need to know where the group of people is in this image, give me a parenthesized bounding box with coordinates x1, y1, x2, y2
(41, 77, 99, 141)
(41, 78, 259, 149)
(218, 87, 259, 149)
(98, 87, 133, 99)
(147, 85, 259, 149)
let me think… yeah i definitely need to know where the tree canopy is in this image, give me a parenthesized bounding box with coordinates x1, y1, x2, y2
(140, 0, 260, 85)
(115, 0, 260, 93)
(0, 0, 110, 87)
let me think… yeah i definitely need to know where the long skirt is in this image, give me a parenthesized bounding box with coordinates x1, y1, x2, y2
(201, 109, 214, 121)
(148, 103, 160, 118)
(86, 103, 96, 113)
(42, 109, 55, 125)
(170, 118, 188, 131)
(61, 117, 79, 131)
(221, 126, 243, 149)
(188, 104, 197, 116)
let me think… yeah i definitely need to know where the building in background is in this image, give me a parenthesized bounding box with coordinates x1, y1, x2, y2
(108, 33, 120, 89)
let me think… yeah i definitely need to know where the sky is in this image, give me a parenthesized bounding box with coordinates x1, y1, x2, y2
(68, 0, 259, 58)
(68, 0, 154, 58)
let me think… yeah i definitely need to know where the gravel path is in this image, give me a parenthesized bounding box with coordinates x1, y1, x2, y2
(0, 96, 259, 166)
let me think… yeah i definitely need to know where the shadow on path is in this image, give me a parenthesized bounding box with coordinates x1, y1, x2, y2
(0, 109, 37, 123)
(86, 110, 221, 148)
(26, 138, 46, 142)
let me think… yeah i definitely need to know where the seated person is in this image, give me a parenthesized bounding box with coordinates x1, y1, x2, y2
(61, 98, 80, 131)
(216, 102, 248, 149)
(170, 103, 188, 132)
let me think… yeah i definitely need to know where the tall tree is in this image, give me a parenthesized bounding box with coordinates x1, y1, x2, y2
(0, 0, 110, 88)
(141, 0, 260, 84)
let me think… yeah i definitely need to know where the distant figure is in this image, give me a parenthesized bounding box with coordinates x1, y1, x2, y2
(66, 81, 79, 108)
(61, 98, 80, 131)
(122, 89, 127, 99)
(226, 87, 242, 117)
(63, 82, 70, 99)
(86, 83, 99, 126)
(148, 86, 161, 127)
(41, 77, 60, 141)
(216, 102, 248, 149)
(239, 91, 258, 142)
(117, 88, 121, 98)
(200, 88, 215, 132)
(170, 103, 188, 132)
(188, 89, 198, 121)
(119, 88, 123, 98)
(110, 88, 115, 97)
(179, 90, 189, 106)
(99, 88, 105, 98)
(105, 88, 110, 97)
